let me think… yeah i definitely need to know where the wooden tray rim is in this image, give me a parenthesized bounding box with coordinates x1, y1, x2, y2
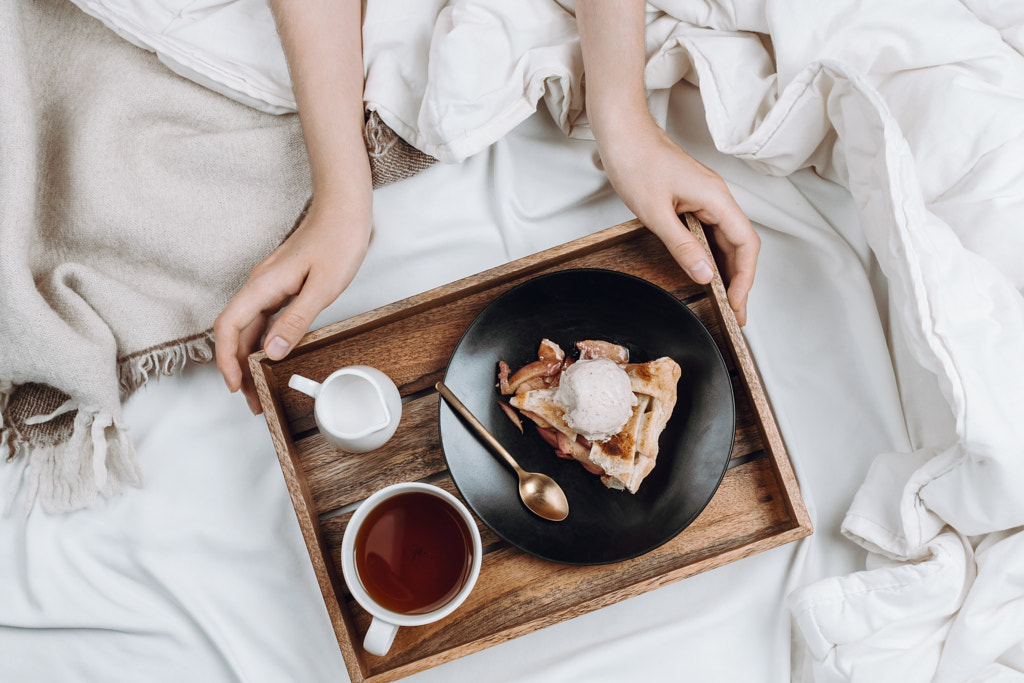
(249, 215, 812, 683)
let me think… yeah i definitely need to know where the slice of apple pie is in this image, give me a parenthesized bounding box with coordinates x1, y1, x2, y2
(497, 339, 681, 493)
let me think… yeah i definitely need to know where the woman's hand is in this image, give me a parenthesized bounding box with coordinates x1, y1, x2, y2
(215, 0, 371, 413)
(576, 0, 759, 325)
(597, 119, 759, 325)
(214, 197, 372, 414)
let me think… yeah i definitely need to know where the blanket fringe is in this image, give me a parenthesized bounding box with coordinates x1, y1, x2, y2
(364, 110, 400, 157)
(117, 330, 216, 395)
(4, 404, 142, 517)
(1, 333, 216, 515)
(0, 378, 12, 423)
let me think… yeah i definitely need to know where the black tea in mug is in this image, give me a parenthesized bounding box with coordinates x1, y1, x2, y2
(353, 490, 474, 615)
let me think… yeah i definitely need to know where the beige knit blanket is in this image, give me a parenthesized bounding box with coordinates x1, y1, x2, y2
(0, 0, 435, 515)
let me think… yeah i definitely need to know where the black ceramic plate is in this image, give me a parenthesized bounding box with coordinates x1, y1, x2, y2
(438, 268, 735, 565)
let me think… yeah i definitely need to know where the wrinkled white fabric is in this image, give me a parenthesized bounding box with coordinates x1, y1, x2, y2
(70, 0, 295, 113)
(3, 87, 906, 682)
(33, 0, 1024, 680)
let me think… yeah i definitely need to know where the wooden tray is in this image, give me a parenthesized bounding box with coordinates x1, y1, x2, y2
(250, 215, 812, 683)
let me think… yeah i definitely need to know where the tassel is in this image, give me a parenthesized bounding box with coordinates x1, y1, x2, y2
(4, 405, 141, 515)
(117, 330, 216, 395)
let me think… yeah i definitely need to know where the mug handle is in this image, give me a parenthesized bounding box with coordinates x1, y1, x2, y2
(363, 616, 399, 656)
(288, 374, 322, 399)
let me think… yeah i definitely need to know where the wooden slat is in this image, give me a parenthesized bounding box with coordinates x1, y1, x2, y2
(731, 374, 763, 460)
(297, 393, 447, 512)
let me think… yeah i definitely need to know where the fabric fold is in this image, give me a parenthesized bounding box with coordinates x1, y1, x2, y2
(788, 532, 974, 682)
(9, 0, 1024, 678)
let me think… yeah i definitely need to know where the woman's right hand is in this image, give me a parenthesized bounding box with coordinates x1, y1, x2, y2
(576, 0, 759, 325)
(214, 196, 372, 414)
(596, 119, 759, 326)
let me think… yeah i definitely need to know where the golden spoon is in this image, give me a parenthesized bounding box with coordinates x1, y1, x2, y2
(436, 381, 569, 522)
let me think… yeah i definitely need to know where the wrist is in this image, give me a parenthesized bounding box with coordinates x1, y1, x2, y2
(304, 184, 373, 239)
(310, 157, 372, 209)
(588, 103, 664, 170)
(586, 90, 652, 138)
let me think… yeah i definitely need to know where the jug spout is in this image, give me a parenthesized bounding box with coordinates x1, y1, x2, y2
(319, 369, 392, 438)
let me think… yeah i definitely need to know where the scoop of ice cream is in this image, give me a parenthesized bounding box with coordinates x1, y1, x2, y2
(555, 358, 637, 442)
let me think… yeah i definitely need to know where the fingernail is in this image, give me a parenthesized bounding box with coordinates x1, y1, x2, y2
(266, 336, 290, 360)
(692, 260, 714, 283)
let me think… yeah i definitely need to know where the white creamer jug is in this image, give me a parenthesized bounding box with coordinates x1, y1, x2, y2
(288, 365, 402, 452)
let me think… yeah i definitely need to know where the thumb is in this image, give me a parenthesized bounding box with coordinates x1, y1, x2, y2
(644, 211, 715, 285)
(262, 282, 339, 361)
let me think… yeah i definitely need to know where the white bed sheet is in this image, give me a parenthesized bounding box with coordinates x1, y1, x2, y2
(0, 81, 908, 682)
(10, 2, 1024, 677)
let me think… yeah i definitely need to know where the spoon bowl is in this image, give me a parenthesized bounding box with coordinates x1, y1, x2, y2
(435, 381, 569, 522)
(516, 470, 569, 522)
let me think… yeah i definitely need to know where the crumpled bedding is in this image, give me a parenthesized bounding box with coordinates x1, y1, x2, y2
(2, 83, 892, 683)
(16, 0, 1024, 680)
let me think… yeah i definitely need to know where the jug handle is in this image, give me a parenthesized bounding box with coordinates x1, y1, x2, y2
(288, 374, 322, 398)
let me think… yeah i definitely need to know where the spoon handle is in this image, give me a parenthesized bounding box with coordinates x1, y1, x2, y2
(435, 382, 523, 474)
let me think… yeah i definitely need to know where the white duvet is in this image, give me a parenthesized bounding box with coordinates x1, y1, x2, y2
(10, 0, 1024, 681)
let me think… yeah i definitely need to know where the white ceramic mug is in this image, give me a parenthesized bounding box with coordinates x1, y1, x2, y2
(340, 482, 483, 657)
(288, 365, 402, 452)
